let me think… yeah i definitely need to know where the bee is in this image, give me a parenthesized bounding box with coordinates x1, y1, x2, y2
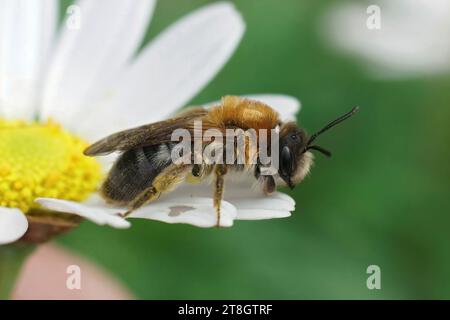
(84, 96, 358, 226)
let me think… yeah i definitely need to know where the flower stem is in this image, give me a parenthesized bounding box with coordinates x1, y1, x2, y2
(0, 244, 35, 299)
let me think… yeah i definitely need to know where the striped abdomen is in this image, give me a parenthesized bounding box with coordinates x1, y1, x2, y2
(101, 143, 174, 204)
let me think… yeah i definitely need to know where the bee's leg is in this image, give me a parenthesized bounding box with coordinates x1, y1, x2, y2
(186, 164, 204, 185)
(121, 186, 160, 218)
(213, 164, 227, 227)
(262, 175, 276, 195)
(254, 165, 261, 179)
(254, 165, 276, 195)
(121, 164, 190, 218)
(192, 164, 203, 177)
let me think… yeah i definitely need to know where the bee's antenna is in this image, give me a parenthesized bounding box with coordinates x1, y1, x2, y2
(307, 106, 359, 146)
(306, 145, 332, 157)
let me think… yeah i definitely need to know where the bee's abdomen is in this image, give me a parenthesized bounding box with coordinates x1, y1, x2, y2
(101, 143, 174, 204)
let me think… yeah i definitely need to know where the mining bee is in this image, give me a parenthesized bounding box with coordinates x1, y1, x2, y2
(84, 96, 358, 226)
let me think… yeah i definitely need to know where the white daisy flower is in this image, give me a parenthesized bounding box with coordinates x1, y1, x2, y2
(321, 0, 450, 78)
(0, 0, 300, 245)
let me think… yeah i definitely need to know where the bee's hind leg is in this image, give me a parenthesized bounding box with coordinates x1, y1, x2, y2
(213, 164, 227, 227)
(121, 164, 190, 218)
(120, 186, 160, 218)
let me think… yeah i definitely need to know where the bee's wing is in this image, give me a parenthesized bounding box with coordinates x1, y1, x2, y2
(84, 107, 209, 156)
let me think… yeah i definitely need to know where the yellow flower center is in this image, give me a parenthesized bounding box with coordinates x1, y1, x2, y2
(0, 119, 102, 213)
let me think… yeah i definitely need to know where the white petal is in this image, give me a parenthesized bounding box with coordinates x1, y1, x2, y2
(130, 197, 237, 228)
(235, 209, 291, 220)
(223, 186, 294, 220)
(227, 191, 295, 211)
(78, 2, 245, 140)
(35, 198, 131, 229)
(166, 181, 295, 221)
(86, 193, 237, 227)
(84, 193, 237, 228)
(0, 0, 57, 120)
(40, 0, 156, 130)
(0, 207, 28, 245)
(322, 0, 450, 78)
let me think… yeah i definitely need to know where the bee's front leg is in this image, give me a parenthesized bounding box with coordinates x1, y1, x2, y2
(213, 164, 227, 227)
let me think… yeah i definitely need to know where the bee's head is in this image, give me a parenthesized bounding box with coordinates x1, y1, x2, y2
(278, 106, 359, 189)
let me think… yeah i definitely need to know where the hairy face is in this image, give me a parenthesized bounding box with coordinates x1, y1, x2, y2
(277, 122, 312, 188)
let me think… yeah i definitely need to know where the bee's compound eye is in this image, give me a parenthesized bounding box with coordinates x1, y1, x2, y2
(280, 146, 292, 176)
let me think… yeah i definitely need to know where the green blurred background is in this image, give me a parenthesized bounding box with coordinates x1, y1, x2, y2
(59, 0, 450, 299)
